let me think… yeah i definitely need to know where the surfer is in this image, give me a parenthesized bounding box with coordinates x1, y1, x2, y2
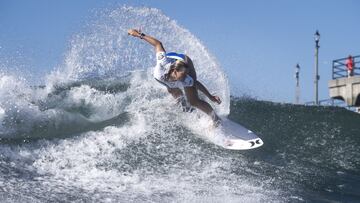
(127, 28, 222, 124)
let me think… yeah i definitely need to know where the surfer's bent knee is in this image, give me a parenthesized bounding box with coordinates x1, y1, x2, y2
(167, 88, 183, 98)
(187, 96, 202, 107)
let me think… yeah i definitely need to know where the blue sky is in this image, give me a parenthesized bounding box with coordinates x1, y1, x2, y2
(0, 0, 359, 103)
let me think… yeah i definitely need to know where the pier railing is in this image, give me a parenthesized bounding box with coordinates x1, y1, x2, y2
(304, 99, 357, 111)
(332, 55, 360, 79)
(305, 99, 345, 106)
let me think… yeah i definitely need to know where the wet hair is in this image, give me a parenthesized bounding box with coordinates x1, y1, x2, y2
(171, 60, 188, 72)
(165, 60, 188, 80)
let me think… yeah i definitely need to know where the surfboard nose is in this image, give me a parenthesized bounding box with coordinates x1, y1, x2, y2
(249, 138, 263, 148)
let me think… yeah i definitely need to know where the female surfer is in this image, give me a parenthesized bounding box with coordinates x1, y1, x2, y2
(127, 28, 222, 124)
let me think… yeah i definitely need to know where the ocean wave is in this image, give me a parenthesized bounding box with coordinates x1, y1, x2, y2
(1, 6, 359, 202)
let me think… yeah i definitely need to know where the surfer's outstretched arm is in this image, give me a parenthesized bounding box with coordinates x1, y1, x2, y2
(195, 81, 222, 104)
(127, 29, 165, 53)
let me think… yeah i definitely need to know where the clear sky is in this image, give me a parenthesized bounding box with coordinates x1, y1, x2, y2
(0, 0, 359, 103)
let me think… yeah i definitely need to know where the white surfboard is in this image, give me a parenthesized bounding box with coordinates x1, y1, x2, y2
(183, 113, 264, 150)
(178, 99, 263, 150)
(214, 117, 263, 150)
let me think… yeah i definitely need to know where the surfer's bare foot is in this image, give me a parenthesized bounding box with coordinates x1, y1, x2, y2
(212, 115, 222, 128)
(224, 140, 234, 146)
(213, 120, 221, 128)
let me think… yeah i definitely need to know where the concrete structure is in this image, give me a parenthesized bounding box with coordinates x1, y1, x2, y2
(328, 76, 360, 106)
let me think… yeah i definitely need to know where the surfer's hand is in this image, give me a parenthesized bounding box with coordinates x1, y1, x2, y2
(127, 29, 141, 37)
(210, 95, 221, 104)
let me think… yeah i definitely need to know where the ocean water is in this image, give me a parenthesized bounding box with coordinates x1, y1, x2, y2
(0, 6, 359, 203)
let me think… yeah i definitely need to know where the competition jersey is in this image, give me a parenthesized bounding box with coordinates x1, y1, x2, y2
(153, 52, 194, 88)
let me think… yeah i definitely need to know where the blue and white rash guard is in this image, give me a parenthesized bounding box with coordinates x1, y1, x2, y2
(153, 52, 194, 89)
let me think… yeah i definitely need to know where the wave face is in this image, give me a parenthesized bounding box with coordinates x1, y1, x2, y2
(0, 6, 359, 203)
(230, 99, 360, 202)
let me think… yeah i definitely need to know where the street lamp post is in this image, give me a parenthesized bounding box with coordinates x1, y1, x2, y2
(314, 30, 320, 105)
(295, 63, 300, 104)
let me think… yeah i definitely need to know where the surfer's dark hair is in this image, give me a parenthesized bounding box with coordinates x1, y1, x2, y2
(165, 60, 188, 80)
(171, 60, 188, 72)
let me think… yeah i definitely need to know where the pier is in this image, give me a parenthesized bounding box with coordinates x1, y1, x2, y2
(328, 55, 360, 106)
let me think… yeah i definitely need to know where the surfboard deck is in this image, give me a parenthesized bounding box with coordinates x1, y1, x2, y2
(178, 100, 263, 150)
(214, 117, 263, 150)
